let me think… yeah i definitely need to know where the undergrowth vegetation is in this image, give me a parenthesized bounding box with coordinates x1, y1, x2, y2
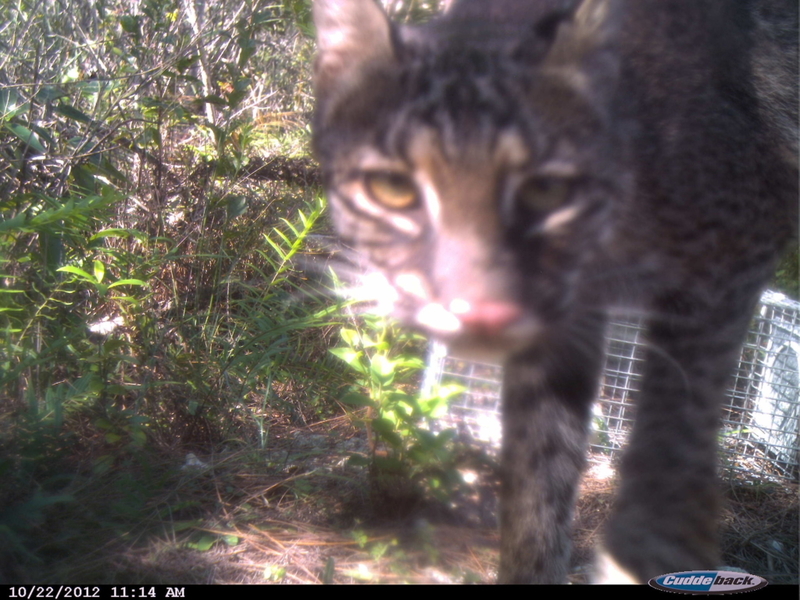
(0, 0, 466, 584)
(330, 315, 465, 503)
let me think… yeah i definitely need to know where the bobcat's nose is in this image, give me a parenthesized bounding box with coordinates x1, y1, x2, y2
(414, 298, 524, 337)
(451, 299, 524, 336)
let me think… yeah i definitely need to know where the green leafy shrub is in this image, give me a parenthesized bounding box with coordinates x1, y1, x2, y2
(331, 314, 464, 501)
(0, 0, 348, 579)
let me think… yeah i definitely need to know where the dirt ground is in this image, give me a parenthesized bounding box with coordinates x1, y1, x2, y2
(79, 416, 797, 585)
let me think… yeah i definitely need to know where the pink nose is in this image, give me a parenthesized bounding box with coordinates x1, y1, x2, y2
(457, 301, 523, 336)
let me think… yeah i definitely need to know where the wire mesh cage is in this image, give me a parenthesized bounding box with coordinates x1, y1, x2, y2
(424, 290, 800, 482)
(722, 291, 800, 481)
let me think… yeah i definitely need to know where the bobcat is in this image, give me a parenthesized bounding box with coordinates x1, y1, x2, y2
(311, 0, 798, 583)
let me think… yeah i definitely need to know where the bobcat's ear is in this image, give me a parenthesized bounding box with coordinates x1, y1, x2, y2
(313, 0, 397, 104)
(538, 0, 623, 111)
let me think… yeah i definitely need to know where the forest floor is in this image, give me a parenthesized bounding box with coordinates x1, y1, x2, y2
(8, 412, 795, 586)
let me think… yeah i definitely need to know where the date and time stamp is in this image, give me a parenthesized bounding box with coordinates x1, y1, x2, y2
(5, 588, 186, 599)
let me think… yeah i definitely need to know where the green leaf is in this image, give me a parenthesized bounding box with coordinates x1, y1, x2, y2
(264, 566, 286, 582)
(0, 213, 26, 232)
(90, 228, 148, 242)
(238, 38, 257, 68)
(129, 428, 146, 447)
(5, 123, 47, 154)
(339, 328, 360, 347)
(29, 123, 56, 148)
(338, 391, 372, 407)
(225, 195, 247, 220)
(226, 90, 247, 109)
(107, 279, 147, 288)
(57, 265, 96, 282)
(71, 165, 98, 191)
(186, 534, 217, 551)
(55, 103, 93, 124)
(371, 418, 403, 448)
(329, 347, 366, 372)
(35, 86, 68, 103)
(0, 89, 28, 120)
(93, 260, 105, 283)
(119, 15, 140, 35)
(369, 354, 396, 385)
(322, 557, 335, 584)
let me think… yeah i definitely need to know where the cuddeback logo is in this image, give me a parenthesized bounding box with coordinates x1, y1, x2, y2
(649, 570, 768, 594)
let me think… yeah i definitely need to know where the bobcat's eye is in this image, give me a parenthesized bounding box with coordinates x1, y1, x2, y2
(364, 171, 419, 209)
(517, 177, 572, 214)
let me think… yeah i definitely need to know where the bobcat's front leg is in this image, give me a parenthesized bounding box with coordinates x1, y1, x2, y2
(601, 293, 760, 582)
(499, 314, 605, 583)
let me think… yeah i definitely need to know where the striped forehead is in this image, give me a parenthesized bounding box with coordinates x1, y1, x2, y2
(404, 126, 531, 188)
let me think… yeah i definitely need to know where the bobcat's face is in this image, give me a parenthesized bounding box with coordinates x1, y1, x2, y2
(314, 6, 626, 359)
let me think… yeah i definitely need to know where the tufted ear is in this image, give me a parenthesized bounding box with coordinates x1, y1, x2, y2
(539, 0, 623, 108)
(313, 0, 397, 106)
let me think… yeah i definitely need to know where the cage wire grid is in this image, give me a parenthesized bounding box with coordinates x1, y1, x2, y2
(423, 290, 800, 482)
